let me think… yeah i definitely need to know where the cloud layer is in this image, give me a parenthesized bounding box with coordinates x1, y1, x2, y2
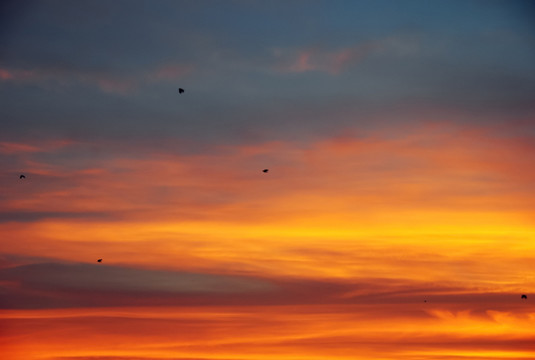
(1, 1, 535, 360)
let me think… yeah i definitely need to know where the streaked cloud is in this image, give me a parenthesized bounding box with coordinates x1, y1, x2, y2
(271, 34, 419, 75)
(0, 61, 193, 94)
(1, 304, 534, 360)
(1, 1, 534, 359)
(0, 211, 114, 223)
(147, 63, 195, 81)
(0, 140, 75, 154)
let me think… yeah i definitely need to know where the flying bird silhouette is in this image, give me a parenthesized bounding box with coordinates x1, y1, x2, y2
(97, 259, 102, 263)
(521, 294, 527, 300)
(19, 174, 25, 179)
(178, 88, 185, 94)
(262, 169, 269, 173)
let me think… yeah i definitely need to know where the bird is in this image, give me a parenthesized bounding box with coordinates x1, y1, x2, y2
(521, 294, 527, 300)
(262, 169, 269, 173)
(19, 174, 25, 179)
(178, 88, 185, 94)
(97, 259, 102, 263)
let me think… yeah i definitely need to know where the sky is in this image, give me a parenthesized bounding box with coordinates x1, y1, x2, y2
(1, 0, 535, 359)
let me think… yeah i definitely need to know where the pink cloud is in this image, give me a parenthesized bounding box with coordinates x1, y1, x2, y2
(275, 44, 376, 74)
(274, 34, 419, 75)
(328, 45, 378, 74)
(0, 142, 41, 154)
(0, 140, 75, 155)
(0, 67, 37, 82)
(147, 63, 194, 81)
(93, 77, 137, 94)
(0, 68, 14, 80)
(0, 65, 136, 94)
(0, 62, 193, 94)
(287, 51, 315, 73)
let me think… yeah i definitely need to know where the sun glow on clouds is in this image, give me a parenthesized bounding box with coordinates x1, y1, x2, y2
(1, 1, 534, 358)
(1, 122, 534, 359)
(1, 306, 534, 360)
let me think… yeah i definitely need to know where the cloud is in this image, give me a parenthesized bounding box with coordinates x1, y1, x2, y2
(0, 61, 193, 95)
(271, 35, 419, 75)
(0, 211, 115, 223)
(0, 122, 534, 285)
(4, 304, 534, 360)
(1, 259, 533, 313)
(272, 45, 376, 75)
(0, 140, 75, 154)
(54, 358, 239, 360)
(147, 63, 195, 81)
(0, 65, 136, 94)
(0, 262, 277, 309)
(0, 141, 40, 154)
(1, 262, 273, 292)
(0, 68, 14, 80)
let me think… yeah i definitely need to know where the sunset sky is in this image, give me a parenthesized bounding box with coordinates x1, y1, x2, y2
(1, 1, 535, 359)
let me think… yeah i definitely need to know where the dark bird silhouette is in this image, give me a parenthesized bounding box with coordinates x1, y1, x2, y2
(262, 169, 269, 173)
(19, 174, 25, 179)
(97, 259, 102, 263)
(178, 88, 185, 94)
(521, 294, 527, 300)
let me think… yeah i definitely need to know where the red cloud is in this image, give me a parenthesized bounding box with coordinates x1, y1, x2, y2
(0, 68, 14, 80)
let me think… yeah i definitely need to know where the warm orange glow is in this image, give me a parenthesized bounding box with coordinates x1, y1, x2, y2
(2, 305, 534, 360)
(1, 122, 534, 359)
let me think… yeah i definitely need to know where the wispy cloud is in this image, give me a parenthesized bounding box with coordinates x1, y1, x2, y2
(146, 63, 195, 81)
(1, 258, 532, 313)
(0, 122, 534, 284)
(271, 35, 419, 75)
(2, 304, 534, 360)
(0, 140, 75, 154)
(1, 2, 535, 359)
(0, 211, 114, 223)
(0, 262, 275, 309)
(0, 61, 193, 94)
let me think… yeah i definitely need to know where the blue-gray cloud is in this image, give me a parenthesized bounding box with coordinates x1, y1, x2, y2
(1, 259, 531, 311)
(1, 0, 534, 147)
(0, 262, 276, 308)
(0, 210, 115, 223)
(1, 262, 273, 293)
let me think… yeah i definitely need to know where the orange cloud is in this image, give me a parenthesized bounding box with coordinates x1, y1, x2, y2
(1, 121, 534, 359)
(0, 122, 533, 281)
(1, 305, 534, 360)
